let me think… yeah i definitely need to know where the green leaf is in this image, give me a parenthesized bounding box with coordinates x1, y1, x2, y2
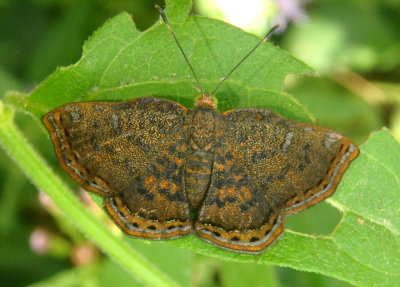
(6, 11, 312, 123)
(220, 263, 280, 287)
(164, 0, 193, 23)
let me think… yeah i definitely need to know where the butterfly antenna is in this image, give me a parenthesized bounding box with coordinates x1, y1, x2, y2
(155, 5, 205, 95)
(210, 24, 280, 96)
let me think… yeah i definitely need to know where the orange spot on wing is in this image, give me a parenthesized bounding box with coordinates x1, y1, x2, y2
(160, 179, 168, 189)
(170, 183, 177, 193)
(215, 163, 225, 171)
(233, 174, 243, 181)
(145, 176, 156, 185)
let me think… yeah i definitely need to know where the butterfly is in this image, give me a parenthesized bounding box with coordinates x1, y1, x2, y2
(42, 6, 358, 254)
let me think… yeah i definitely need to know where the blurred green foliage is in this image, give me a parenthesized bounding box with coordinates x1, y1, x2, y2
(0, 0, 399, 286)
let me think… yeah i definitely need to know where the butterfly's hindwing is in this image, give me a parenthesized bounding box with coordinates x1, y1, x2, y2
(194, 130, 284, 254)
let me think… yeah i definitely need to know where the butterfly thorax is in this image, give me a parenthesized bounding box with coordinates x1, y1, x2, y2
(185, 100, 220, 211)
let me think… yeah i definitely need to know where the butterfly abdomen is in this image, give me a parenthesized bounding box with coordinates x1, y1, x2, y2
(185, 151, 213, 210)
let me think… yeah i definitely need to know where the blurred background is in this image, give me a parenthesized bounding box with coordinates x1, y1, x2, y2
(0, 0, 399, 286)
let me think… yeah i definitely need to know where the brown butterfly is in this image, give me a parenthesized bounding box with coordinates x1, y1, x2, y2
(43, 6, 358, 254)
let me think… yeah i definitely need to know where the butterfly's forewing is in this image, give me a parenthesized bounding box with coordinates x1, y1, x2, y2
(43, 98, 193, 239)
(195, 108, 358, 253)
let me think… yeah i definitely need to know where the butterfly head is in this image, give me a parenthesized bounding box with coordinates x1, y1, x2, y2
(194, 94, 218, 109)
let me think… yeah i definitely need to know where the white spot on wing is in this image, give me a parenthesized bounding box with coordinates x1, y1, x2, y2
(324, 132, 342, 148)
(282, 132, 294, 152)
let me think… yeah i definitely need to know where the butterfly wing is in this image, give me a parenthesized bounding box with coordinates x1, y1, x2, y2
(195, 108, 358, 253)
(194, 135, 284, 253)
(43, 97, 192, 239)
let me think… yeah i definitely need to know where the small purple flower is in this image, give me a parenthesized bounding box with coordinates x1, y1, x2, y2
(273, 0, 309, 32)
